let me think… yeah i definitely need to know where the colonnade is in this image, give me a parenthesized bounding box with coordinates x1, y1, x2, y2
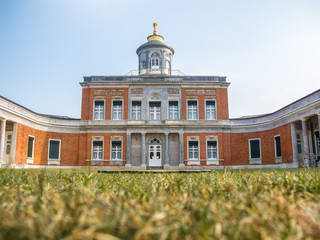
(299, 114, 320, 167)
(125, 131, 184, 168)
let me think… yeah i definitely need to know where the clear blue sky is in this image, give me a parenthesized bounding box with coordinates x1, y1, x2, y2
(1, 0, 319, 118)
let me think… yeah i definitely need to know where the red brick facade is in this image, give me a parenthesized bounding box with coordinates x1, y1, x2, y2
(11, 86, 295, 168)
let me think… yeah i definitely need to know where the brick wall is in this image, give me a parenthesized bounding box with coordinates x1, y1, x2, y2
(15, 124, 79, 166)
(81, 88, 129, 120)
(183, 132, 231, 166)
(80, 133, 127, 167)
(181, 88, 229, 120)
(230, 124, 293, 165)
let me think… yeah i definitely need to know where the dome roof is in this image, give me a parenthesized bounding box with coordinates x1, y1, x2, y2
(136, 40, 174, 54)
(136, 23, 174, 54)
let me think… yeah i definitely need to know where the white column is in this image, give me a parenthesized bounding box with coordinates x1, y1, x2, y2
(125, 133, 132, 167)
(0, 119, 6, 165)
(164, 132, 170, 169)
(179, 132, 185, 168)
(140, 132, 146, 169)
(301, 118, 310, 167)
(290, 122, 298, 167)
(318, 114, 320, 137)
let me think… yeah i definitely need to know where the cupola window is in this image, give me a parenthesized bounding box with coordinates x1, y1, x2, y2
(149, 53, 160, 72)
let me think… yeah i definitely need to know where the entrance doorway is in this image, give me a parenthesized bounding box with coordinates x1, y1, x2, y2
(148, 138, 161, 167)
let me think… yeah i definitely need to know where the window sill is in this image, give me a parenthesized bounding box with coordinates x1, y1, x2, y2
(275, 157, 282, 163)
(207, 159, 221, 165)
(86, 159, 125, 166)
(187, 160, 200, 165)
(27, 157, 34, 164)
(47, 159, 61, 165)
(91, 160, 104, 166)
(249, 158, 262, 164)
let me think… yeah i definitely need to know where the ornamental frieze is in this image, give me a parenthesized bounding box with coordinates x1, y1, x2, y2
(94, 89, 124, 94)
(186, 89, 216, 94)
(167, 89, 179, 94)
(131, 89, 143, 94)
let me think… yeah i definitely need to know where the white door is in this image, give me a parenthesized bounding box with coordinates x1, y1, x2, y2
(3, 132, 13, 164)
(149, 145, 161, 167)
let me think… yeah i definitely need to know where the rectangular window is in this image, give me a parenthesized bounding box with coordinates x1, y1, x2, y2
(187, 100, 198, 120)
(206, 100, 216, 120)
(111, 141, 122, 160)
(94, 100, 104, 120)
(92, 141, 103, 160)
(207, 141, 217, 159)
(274, 136, 282, 158)
(48, 140, 60, 160)
(297, 134, 302, 154)
(132, 101, 141, 120)
(188, 141, 199, 160)
(169, 101, 178, 120)
(27, 136, 35, 158)
(112, 101, 123, 120)
(149, 102, 161, 120)
(249, 139, 261, 159)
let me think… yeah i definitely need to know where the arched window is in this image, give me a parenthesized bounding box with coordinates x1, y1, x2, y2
(149, 53, 160, 72)
(149, 138, 161, 144)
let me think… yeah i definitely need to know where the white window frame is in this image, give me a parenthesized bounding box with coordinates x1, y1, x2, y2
(187, 100, 198, 120)
(27, 135, 35, 164)
(149, 101, 161, 120)
(187, 140, 200, 165)
(206, 139, 219, 165)
(92, 140, 104, 161)
(47, 139, 61, 165)
(149, 52, 160, 72)
(93, 99, 105, 120)
(296, 132, 303, 155)
(110, 140, 122, 161)
(249, 138, 261, 164)
(205, 99, 216, 120)
(168, 101, 179, 120)
(112, 99, 123, 120)
(131, 101, 142, 120)
(274, 135, 282, 163)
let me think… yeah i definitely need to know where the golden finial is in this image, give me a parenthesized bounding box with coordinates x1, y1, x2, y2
(147, 23, 163, 42)
(153, 23, 158, 35)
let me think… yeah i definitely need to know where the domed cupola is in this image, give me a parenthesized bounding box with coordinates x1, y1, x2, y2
(136, 23, 174, 75)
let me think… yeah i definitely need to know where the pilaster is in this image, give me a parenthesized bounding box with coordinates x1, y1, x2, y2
(140, 132, 147, 169)
(179, 132, 184, 168)
(290, 122, 298, 167)
(318, 113, 320, 133)
(301, 118, 310, 167)
(125, 133, 132, 167)
(0, 119, 6, 165)
(164, 132, 170, 169)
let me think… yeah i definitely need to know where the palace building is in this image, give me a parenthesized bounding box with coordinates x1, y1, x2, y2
(0, 23, 320, 169)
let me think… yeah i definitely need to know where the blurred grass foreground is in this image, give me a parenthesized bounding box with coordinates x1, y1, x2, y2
(0, 168, 319, 239)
